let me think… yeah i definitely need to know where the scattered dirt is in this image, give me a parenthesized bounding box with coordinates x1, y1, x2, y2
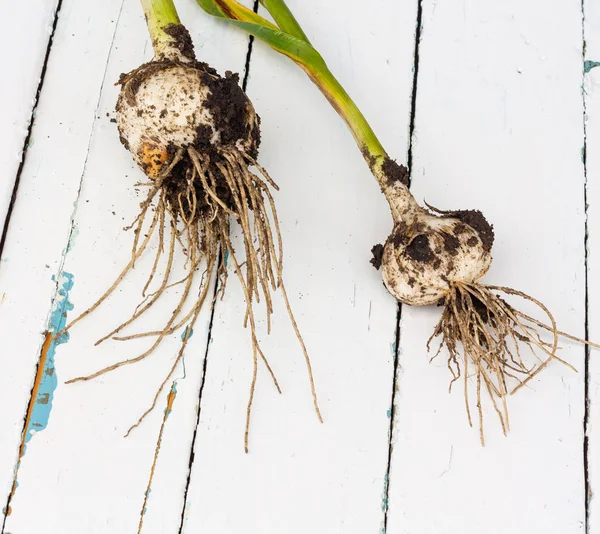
(382, 157, 409, 187)
(406, 234, 433, 263)
(391, 221, 408, 248)
(370, 244, 384, 270)
(441, 232, 460, 256)
(163, 24, 196, 62)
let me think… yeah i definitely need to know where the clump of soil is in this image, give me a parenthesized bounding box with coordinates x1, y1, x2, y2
(201, 70, 260, 158)
(426, 203, 495, 253)
(382, 157, 409, 186)
(163, 24, 196, 62)
(451, 209, 494, 253)
(370, 244, 384, 269)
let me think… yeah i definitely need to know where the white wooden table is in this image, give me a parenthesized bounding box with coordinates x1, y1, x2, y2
(0, 0, 598, 532)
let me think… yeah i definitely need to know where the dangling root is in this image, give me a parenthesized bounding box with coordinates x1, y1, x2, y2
(61, 145, 321, 449)
(429, 282, 598, 446)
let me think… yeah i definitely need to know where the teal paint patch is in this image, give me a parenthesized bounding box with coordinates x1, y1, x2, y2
(585, 60, 600, 73)
(65, 225, 79, 253)
(181, 325, 194, 341)
(386, 408, 392, 419)
(24, 272, 74, 448)
(381, 473, 389, 512)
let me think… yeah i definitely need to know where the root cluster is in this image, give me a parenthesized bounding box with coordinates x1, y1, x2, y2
(63, 145, 321, 451)
(429, 282, 588, 445)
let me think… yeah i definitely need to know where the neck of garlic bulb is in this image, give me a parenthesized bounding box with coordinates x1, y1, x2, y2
(140, 0, 194, 62)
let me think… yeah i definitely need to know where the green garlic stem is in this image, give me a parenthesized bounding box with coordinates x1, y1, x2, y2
(140, 0, 185, 60)
(305, 65, 389, 179)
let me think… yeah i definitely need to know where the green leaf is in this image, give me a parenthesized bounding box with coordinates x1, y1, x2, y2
(258, 0, 310, 42)
(196, 0, 325, 70)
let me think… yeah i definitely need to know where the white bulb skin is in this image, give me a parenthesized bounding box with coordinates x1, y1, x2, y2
(115, 63, 259, 178)
(381, 206, 492, 306)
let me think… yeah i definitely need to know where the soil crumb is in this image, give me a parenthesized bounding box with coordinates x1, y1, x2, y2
(370, 244, 384, 270)
(382, 158, 409, 186)
(406, 234, 433, 263)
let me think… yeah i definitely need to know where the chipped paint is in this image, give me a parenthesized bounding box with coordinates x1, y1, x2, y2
(137, 382, 178, 534)
(585, 60, 600, 73)
(381, 473, 389, 511)
(379, 473, 390, 533)
(24, 272, 74, 446)
(65, 225, 79, 253)
(3, 272, 74, 517)
(181, 325, 194, 341)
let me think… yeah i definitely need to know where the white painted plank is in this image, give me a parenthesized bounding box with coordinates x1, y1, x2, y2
(387, 1, 587, 533)
(0, 0, 59, 230)
(0, 0, 125, 519)
(583, 0, 600, 530)
(180, 1, 416, 532)
(0, 0, 254, 533)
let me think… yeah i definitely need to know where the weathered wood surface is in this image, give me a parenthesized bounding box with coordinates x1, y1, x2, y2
(0, 0, 596, 532)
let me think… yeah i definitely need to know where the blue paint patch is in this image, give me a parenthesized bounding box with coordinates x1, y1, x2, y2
(585, 60, 600, 73)
(223, 247, 229, 267)
(181, 325, 194, 341)
(386, 408, 392, 419)
(24, 272, 74, 448)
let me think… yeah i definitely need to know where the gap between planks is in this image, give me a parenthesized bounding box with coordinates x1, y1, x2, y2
(176, 3, 261, 532)
(381, 0, 424, 530)
(0, 0, 62, 260)
(581, 0, 592, 531)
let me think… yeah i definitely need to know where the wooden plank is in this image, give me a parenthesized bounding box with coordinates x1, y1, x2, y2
(386, 1, 587, 533)
(0, 0, 59, 230)
(180, 1, 417, 532)
(0, 1, 254, 533)
(584, 0, 600, 530)
(0, 0, 125, 521)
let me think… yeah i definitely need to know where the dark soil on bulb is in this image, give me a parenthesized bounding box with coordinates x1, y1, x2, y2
(201, 70, 261, 157)
(382, 158, 409, 187)
(406, 234, 433, 263)
(450, 209, 494, 252)
(163, 24, 196, 62)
